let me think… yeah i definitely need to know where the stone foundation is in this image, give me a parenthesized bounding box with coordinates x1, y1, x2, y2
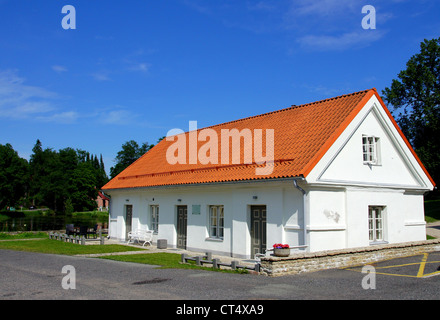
(260, 239, 440, 276)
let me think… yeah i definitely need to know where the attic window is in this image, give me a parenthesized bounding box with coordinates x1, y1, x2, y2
(362, 135, 380, 165)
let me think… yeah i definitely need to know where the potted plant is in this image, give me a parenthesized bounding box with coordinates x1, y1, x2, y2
(273, 243, 290, 257)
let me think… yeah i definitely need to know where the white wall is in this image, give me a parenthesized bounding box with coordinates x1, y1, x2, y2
(305, 95, 432, 251)
(307, 95, 433, 191)
(307, 187, 346, 252)
(106, 180, 305, 259)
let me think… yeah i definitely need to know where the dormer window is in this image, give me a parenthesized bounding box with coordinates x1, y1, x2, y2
(363, 135, 380, 165)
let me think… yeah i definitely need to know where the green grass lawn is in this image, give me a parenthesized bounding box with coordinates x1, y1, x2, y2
(0, 238, 141, 255)
(425, 199, 440, 223)
(98, 252, 248, 273)
(0, 232, 48, 240)
(0, 235, 248, 273)
(99, 252, 196, 269)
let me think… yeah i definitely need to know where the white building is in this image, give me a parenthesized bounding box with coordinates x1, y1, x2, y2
(102, 89, 435, 259)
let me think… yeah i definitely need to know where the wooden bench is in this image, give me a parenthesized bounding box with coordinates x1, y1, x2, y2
(127, 230, 153, 247)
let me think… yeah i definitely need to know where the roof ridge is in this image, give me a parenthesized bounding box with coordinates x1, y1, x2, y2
(191, 88, 374, 132)
(297, 88, 373, 107)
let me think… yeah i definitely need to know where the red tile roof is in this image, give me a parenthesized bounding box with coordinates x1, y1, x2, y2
(97, 191, 109, 201)
(102, 89, 435, 190)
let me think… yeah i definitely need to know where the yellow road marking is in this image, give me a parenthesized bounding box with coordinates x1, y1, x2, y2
(343, 253, 440, 279)
(422, 270, 440, 278)
(416, 253, 428, 278)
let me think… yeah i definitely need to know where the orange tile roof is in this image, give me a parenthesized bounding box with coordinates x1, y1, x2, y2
(102, 88, 435, 190)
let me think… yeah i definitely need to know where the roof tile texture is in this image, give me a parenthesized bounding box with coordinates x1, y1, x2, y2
(103, 89, 374, 189)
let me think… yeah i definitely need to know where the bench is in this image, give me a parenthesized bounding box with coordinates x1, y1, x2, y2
(127, 230, 153, 247)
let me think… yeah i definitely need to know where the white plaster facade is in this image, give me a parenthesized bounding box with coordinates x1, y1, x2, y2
(104, 94, 434, 259)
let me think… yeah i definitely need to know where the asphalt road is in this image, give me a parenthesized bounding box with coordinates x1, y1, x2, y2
(0, 249, 439, 304)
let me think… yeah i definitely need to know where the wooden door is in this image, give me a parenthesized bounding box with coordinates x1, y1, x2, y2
(125, 205, 133, 239)
(177, 206, 187, 249)
(250, 206, 267, 257)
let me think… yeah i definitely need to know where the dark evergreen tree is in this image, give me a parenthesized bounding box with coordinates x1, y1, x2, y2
(0, 144, 29, 209)
(110, 140, 154, 179)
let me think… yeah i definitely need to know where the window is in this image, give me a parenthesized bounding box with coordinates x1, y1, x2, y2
(368, 206, 385, 243)
(209, 205, 224, 239)
(362, 135, 380, 165)
(150, 205, 159, 234)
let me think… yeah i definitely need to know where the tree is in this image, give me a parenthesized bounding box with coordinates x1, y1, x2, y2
(0, 144, 29, 209)
(110, 140, 154, 178)
(64, 197, 74, 216)
(68, 162, 98, 211)
(76, 149, 108, 188)
(382, 37, 440, 193)
(28, 140, 108, 212)
(29, 141, 65, 211)
(29, 139, 44, 205)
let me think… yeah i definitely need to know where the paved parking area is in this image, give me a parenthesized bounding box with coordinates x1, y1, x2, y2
(1, 248, 439, 302)
(344, 252, 440, 279)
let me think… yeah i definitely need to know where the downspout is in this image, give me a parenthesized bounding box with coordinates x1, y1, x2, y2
(293, 177, 308, 252)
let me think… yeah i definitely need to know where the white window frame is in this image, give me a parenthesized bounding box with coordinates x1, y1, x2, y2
(209, 205, 224, 240)
(150, 205, 159, 234)
(362, 135, 381, 165)
(368, 206, 386, 243)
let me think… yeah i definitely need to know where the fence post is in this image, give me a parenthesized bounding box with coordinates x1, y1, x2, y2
(81, 236, 85, 245)
(195, 256, 201, 266)
(255, 263, 261, 273)
(181, 254, 187, 263)
(213, 258, 219, 269)
(100, 236, 104, 245)
(231, 261, 237, 270)
(205, 252, 212, 261)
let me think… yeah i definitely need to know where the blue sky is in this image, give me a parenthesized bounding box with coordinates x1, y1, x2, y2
(0, 0, 439, 174)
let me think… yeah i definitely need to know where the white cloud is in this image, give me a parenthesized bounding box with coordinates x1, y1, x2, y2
(126, 62, 151, 73)
(297, 30, 386, 51)
(52, 65, 68, 73)
(123, 50, 153, 73)
(0, 69, 81, 123)
(246, 1, 277, 11)
(91, 71, 111, 81)
(100, 108, 138, 125)
(181, 0, 211, 14)
(290, 0, 358, 17)
(0, 70, 57, 119)
(36, 111, 79, 124)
